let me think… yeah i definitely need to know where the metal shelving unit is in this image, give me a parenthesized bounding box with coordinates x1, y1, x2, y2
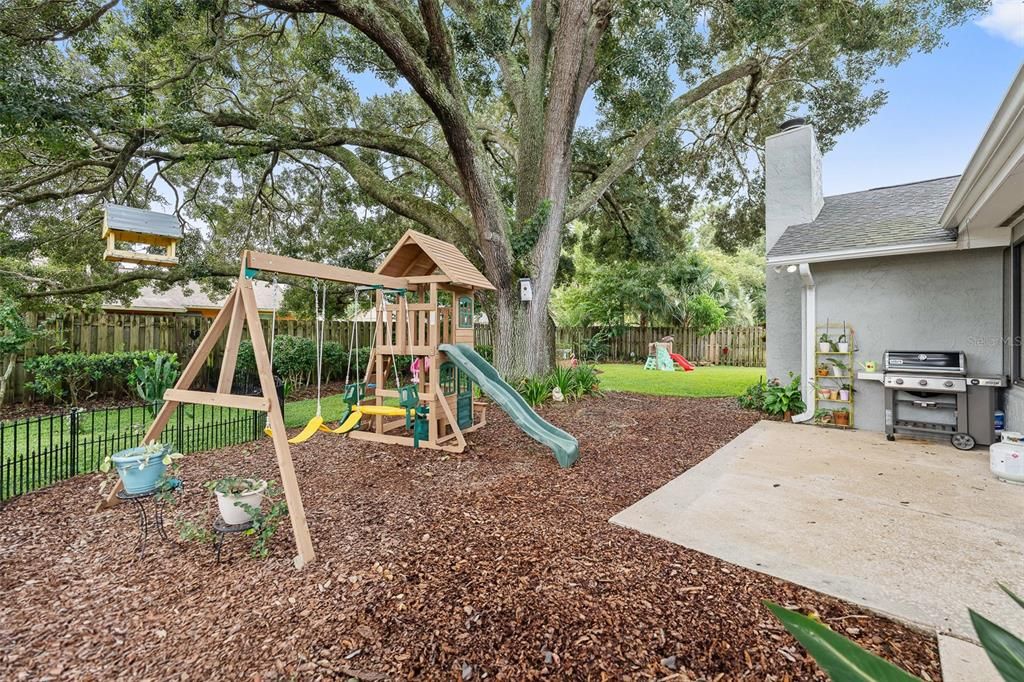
(813, 324, 854, 429)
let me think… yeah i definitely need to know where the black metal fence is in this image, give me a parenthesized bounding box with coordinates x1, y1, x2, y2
(0, 400, 267, 502)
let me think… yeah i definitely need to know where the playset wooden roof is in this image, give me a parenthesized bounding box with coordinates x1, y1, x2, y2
(376, 230, 495, 290)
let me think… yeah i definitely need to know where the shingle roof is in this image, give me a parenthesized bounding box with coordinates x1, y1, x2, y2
(104, 281, 283, 313)
(767, 175, 961, 260)
(376, 229, 495, 290)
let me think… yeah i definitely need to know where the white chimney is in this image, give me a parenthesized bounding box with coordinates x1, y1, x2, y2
(765, 121, 823, 252)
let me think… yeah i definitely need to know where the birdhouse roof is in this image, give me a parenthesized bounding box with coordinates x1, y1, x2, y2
(376, 230, 495, 290)
(103, 204, 182, 239)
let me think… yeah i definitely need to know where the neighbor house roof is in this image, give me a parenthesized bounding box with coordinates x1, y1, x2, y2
(104, 281, 283, 314)
(767, 175, 961, 263)
(376, 229, 495, 290)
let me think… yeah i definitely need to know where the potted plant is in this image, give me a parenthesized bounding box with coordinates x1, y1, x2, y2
(100, 441, 182, 495)
(817, 386, 831, 400)
(762, 373, 806, 422)
(816, 362, 830, 377)
(838, 383, 853, 401)
(828, 358, 848, 377)
(814, 409, 833, 425)
(817, 333, 832, 353)
(207, 476, 268, 525)
(833, 408, 850, 426)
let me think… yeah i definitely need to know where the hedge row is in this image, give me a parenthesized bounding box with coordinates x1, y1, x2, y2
(24, 351, 179, 406)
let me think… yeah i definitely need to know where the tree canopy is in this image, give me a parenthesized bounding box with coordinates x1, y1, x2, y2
(0, 0, 987, 375)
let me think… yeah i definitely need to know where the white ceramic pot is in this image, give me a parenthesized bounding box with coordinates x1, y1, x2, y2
(837, 342, 849, 353)
(832, 366, 844, 377)
(818, 343, 831, 352)
(215, 480, 267, 525)
(838, 389, 850, 401)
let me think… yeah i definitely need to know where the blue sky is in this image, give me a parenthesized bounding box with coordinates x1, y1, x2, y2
(822, 9, 1023, 195)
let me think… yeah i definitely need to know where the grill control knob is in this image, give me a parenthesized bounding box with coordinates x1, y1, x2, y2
(895, 378, 904, 385)
(944, 380, 954, 388)
(970, 379, 980, 385)
(919, 379, 928, 387)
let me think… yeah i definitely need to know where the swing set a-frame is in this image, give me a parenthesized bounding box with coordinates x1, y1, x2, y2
(98, 230, 498, 567)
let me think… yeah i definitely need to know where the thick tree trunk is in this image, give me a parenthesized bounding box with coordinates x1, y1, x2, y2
(0, 354, 14, 408)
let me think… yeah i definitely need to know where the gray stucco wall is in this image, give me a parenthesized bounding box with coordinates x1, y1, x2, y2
(767, 248, 1005, 432)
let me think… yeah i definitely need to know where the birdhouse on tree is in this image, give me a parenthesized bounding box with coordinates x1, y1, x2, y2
(102, 204, 182, 268)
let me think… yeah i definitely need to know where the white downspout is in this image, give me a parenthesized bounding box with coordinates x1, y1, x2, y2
(792, 263, 816, 423)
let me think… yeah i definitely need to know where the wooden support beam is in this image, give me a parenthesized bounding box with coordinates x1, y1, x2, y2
(163, 389, 269, 412)
(98, 289, 241, 510)
(245, 251, 408, 289)
(216, 292, 246, 393)
(239, 278, 316, 567)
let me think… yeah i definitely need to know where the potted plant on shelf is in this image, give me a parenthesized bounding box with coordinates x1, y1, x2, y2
(817, 386, 831, 400)
(833, 408, 850, 426)
(207, 476, 268, 525)
(818, 332, 832, 353)
(828, 358, 848, 377)
(100, 441, 183, 495)
(814, 409, 833, 425)
(838, 383, 853, 401)
(816, 362, 830, 377)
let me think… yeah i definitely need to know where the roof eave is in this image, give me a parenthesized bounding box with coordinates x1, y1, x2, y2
(940, 63, 1024, 229)
(766, 240, 958, 267)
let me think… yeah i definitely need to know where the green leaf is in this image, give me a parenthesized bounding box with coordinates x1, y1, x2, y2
(999, 583, 1024, 612)
(765, 601, 922, 681)
(970, 609, 1024, 682)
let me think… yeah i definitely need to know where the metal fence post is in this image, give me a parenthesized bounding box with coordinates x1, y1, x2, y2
(176, 402, 185, 454)
(69, 409, 79, 477)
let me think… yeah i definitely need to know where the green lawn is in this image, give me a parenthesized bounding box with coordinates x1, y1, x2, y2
(595, 363, 765, 398)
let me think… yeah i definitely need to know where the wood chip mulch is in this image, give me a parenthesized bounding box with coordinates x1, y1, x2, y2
(0, 393, 941, 680)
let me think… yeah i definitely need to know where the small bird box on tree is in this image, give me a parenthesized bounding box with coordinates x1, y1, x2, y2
(102, 204, 182, 268)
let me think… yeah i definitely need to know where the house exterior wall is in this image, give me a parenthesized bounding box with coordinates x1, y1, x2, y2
(1003, 225, 1024, 433)
(767, 248, 1004, 432)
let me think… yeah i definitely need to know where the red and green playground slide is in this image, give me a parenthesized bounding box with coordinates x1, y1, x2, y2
(670, 352, 695, 372)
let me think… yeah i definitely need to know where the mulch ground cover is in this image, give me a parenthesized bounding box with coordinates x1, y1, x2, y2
(0, 393, 941, 680)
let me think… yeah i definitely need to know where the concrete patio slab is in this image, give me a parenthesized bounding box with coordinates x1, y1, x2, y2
(611, 420, 1024, 677)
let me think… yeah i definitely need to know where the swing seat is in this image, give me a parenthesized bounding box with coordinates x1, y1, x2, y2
(343, 382, 366, 406)
(398, 384, 419, 410)
(356, 405, 410, 417)
(268, 413, 323, 440)
(320, 409, 362, 434)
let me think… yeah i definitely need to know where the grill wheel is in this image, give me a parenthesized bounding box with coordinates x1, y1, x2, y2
(951, 432, 976, 451)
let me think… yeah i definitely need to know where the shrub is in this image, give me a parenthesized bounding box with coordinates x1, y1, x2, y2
(762, 373, 806, 417)
(737, 378, 768, 411)
(518, 375, 552, 407)
(134, 352, 180, 415)
(24, 350, 178, 406)
(271, 336, 316, 387)
(475, 344, 493, 363)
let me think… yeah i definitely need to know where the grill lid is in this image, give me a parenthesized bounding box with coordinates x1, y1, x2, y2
(883, 351, 966, 375)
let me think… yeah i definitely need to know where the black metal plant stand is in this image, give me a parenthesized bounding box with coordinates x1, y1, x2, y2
(212, 517, 254, 563)
(117, 481, 181, 558)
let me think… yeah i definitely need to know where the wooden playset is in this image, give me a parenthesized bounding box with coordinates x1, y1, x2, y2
(98, 229, 579, 567)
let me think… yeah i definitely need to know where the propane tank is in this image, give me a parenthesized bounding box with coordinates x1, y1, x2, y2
(990, 431, 1024, 484)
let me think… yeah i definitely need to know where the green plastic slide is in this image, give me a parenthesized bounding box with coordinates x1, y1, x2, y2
(439, 344, 580, 467)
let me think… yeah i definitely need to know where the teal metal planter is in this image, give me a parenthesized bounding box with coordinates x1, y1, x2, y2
(112, 444, 172, 494)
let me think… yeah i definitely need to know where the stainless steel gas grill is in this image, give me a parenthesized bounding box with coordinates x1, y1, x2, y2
(883, 351, 972, 449)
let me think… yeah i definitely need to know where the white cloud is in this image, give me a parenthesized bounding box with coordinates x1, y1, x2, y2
(977, 0, 1024, 46)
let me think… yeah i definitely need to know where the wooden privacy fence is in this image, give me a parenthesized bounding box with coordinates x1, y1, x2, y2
(4, 312, 763, 403)
(554, 325, 766, 366)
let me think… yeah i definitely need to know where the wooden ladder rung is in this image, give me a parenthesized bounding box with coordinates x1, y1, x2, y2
(163, 389, 270, 411)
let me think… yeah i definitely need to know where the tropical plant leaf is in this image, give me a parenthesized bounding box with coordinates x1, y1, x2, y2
(1000, 583, 1024, 612)
(970, 609, 1024, 682)
(765, 602, 922, 681)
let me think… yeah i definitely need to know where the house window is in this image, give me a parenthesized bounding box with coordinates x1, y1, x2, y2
(458, 296, 473, 329)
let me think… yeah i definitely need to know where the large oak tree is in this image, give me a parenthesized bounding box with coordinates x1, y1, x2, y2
(0, 0, 985, 377)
